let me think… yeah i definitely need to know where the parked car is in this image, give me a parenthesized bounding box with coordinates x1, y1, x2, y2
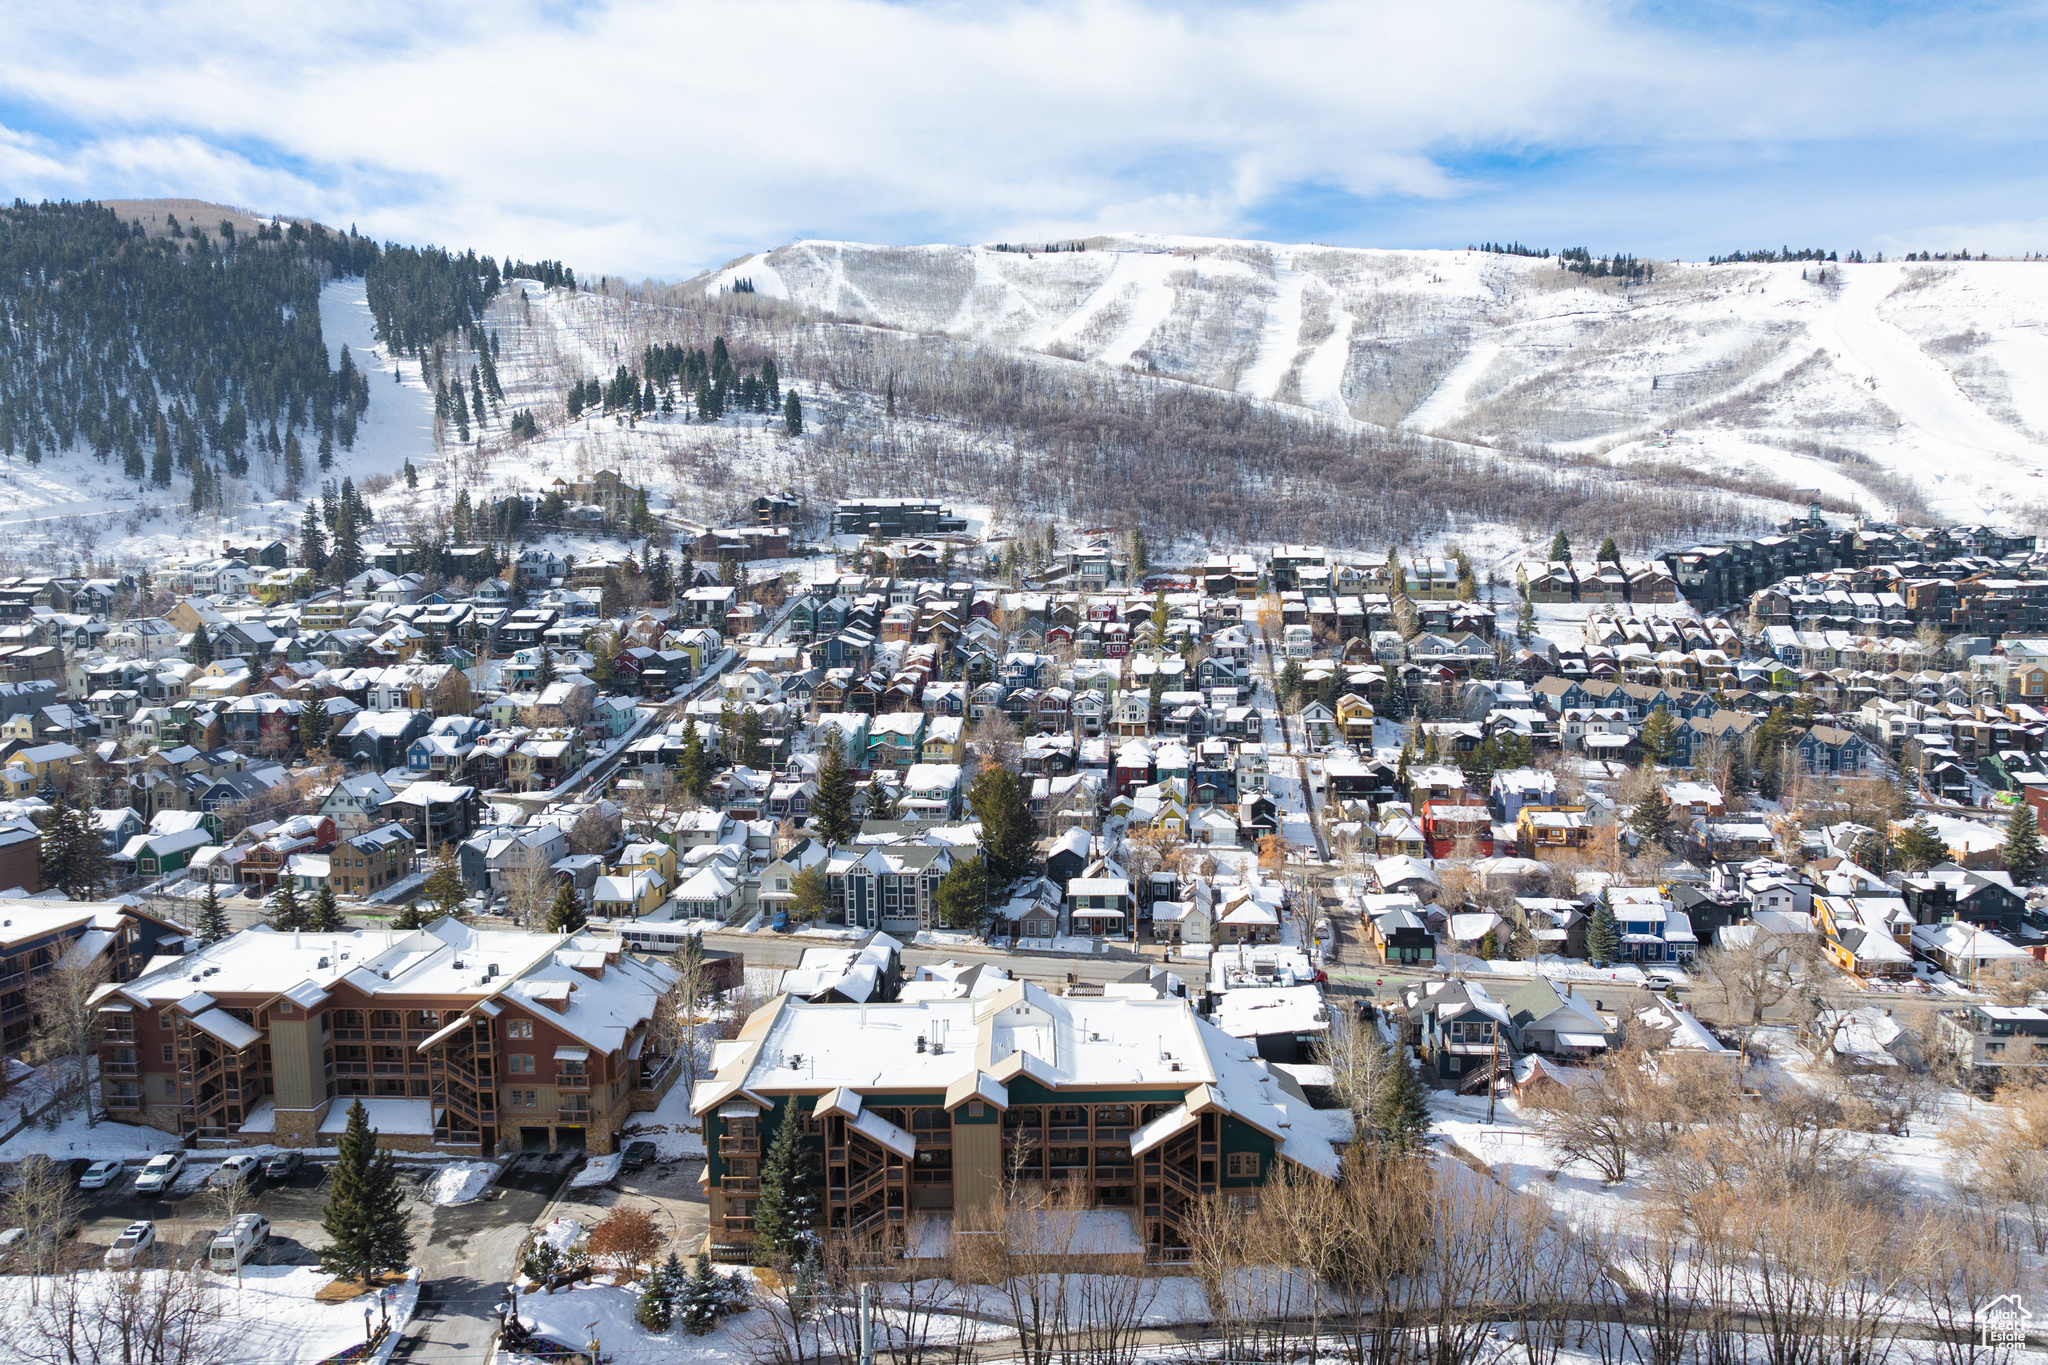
(133, 1151, 186, 1194)
(77, 1160, 124, 1190)
(619, 1141, 658, 1172)
(208, 1155, 260, 1190)
(1643, 969, 1688, 989)
(208, 1213, 270, 1272)
(1, 1219, 79, 1267)
(104, 1221, 157, 1267)
(261, 1151, 303, 1182)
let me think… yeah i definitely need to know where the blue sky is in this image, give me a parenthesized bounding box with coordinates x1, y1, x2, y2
(0, 0, 2042, 277)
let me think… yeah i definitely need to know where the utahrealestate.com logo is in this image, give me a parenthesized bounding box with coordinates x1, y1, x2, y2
(1981, 1295, 2030, 1348)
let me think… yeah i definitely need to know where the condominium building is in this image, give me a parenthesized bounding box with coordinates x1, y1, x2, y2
(94, 919, 679, 1155)
(691, 982, 1342, 1263)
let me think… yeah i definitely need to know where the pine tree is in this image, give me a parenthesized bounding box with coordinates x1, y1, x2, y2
(682, 1252, 718, 1335)
(1629, 785, 1676, 849)
(545, 880, 587, 933)
(268, 881, 308, 931)
(679, 717, 709, 799)
(195, 881, 230, 946)
(1596, 536, 1620, 563)
(812, 738, 856, 844)
(935, 853, 987, 930)
(1548, 531, 1571, 562)
(1586, 900, 1620, 964)
(308, 882, 344, 932)
(151, 415, 172, 487)
(1639, 708, 1676, 764)
(2005, 802, 2043, 884)
(319, 1097, 414, 1285)
(189, 623, 213, 665)
(283, 431, 304, 496)
(738, 707, 763, 769)
(783, 390, 803, 436)
(1371, 1052, 1432, 1152)
(1892, 816, 1948, 873)
(329, 500, 364, 583)
(422, 842, 465, 918)
(57, 796, 109, 898)
(636, 1251, 676, 1331)
(533, 646, 557, 687)
(968, 765, 1036, 886)
(751, 1101, 812, 1266)
(392, 901, 429, 930)
(403, 460, 417, 489)
(300, 501, 328, 572)
(300, 697, 330, 755)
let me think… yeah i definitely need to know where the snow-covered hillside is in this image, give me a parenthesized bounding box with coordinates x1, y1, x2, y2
(697, 237, 2048, 524)
(0, 277, 433, 574)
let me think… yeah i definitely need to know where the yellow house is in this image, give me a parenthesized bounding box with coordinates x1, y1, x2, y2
(617, 841, 678, 885)
(188, 661, 254, 701)
(921, 716, 965, 765)
(0, 714, 38, 745)
(1336, 692, 1376, 743)
(13, 741, 81, 786)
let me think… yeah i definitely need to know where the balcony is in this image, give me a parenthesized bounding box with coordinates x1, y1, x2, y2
(556, 1109, 593, 1126)
(552, 1072, 590, 1091)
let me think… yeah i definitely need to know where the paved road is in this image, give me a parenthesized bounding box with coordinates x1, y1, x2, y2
(394, 1153, 577, 1365)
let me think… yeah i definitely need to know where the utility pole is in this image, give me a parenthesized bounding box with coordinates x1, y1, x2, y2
(858, 1282, 875, 1365)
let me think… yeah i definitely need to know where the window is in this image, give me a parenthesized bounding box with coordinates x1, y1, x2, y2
(1226, 1152, 1261, 1178)
(509, 1054, 535, 1074)
(511, 1089, 537, 1108)
(162, 1044, 174, 1064)
(159, 1013, 171, 1030)
(1226, 1193, 1261, 1213)
(507, 1020, 533, 1039)
(277, 1001, 291, 1015)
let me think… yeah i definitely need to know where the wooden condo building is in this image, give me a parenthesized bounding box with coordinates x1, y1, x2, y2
(691, 982, 1341, 1263)
(92, 920, 680, 1155)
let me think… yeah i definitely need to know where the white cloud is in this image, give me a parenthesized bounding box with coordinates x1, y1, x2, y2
(0, 0, 2041, 273)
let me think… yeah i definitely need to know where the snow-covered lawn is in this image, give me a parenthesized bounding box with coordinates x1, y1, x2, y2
(0, 1265, 418, 1365)
(621, 1071, 707, 1160)
(0, 1106, 187, 1164)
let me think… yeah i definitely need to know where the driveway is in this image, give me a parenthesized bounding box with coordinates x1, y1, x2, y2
(392, 1153, 577, 1365)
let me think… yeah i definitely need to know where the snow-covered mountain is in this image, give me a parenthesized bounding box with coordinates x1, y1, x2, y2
(694, 236, 2048, 524)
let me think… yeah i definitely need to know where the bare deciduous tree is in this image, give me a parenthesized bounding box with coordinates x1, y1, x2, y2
(29, 955, 111, 1127)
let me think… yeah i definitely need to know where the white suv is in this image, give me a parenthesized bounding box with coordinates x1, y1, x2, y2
(133, 1151, 186, 1194)
(207, 1155, 260, 1190)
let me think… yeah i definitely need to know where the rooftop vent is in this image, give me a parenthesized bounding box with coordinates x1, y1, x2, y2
(452, 959, 465, 970)
(916, 1034, 927, 1054)
(788, 1053, 803, 1068)
(317, 957, 330, 969)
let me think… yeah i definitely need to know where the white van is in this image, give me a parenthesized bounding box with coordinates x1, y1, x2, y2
(207, 1213, 269, 1272)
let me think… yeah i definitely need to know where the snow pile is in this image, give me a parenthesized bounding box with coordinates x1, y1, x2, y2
(428, 1160, 499, 1206)
(569, 1153, 623, 1189)
(536, 1217, 584, 1253)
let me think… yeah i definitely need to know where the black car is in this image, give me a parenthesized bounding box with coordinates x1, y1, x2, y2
(262, 1151, 304, 1181)
(619, 1141, 658, 1172)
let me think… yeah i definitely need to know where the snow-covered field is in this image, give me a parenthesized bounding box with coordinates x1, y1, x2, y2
(0, 1265, 418, 1365)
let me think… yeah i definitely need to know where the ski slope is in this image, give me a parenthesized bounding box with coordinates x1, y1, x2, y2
(699, 236, 2048, 523)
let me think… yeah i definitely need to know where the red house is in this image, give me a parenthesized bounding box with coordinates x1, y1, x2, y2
(1420, 798, 1494, 859)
